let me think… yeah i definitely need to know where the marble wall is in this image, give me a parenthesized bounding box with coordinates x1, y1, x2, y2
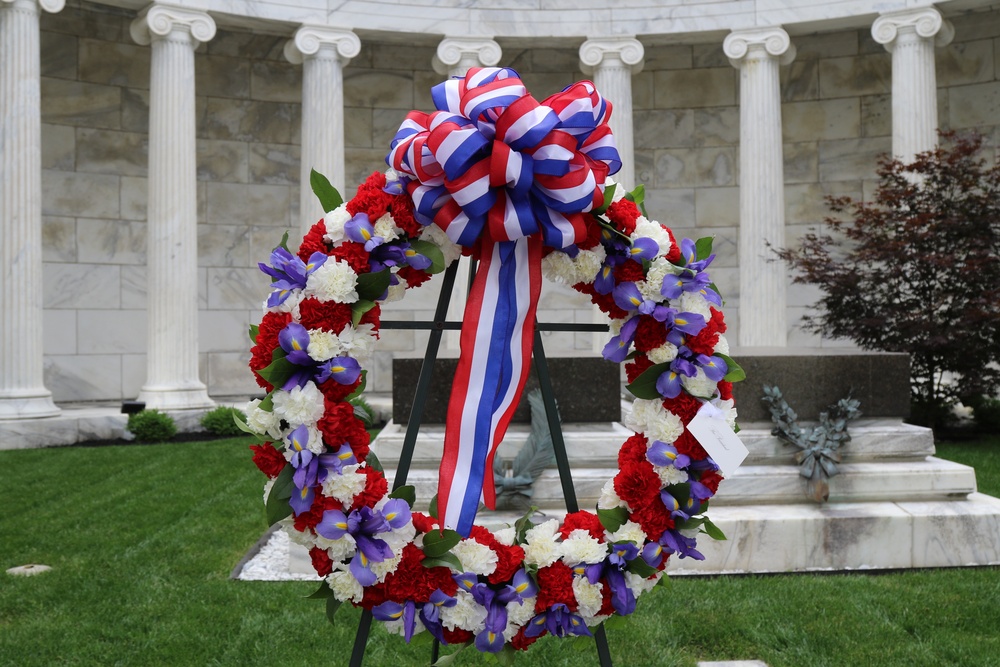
(35, 1, 1000, 402)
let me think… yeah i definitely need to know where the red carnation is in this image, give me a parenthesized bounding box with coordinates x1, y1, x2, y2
(443, 627, 475, 645)
(613, 259, 645, 284)
(606, 199, 640, 236)
(534, 562, 577, 613)
(390, 195, 423, 238)
(411, 512, 439, 535)
(674, 430, 709, 461)
(719, 380, 733, 401)
(249, 311, 292, 389)
(318, 375, 362, 403)
(699, 469, 725, 494)
(661, 392, 703, 425)
(398, 265, 432, 288)
(298, 298, 351, 334)
(359, 302, 381, 333)
(298, 219, 330, 261)
(249, 442, 286, 478)
(625, 354, 654, 383)
(559, 511, 605, 541)
(664, 226, 681, 263)
(487, 542, 526, 585)
(329, 241, 370, 274)
(633, 315, 667, 353)
(317, 400, 370, 462)
(686, 318, 720, 356)
(511, 626, 540, 651)
(614, 460, 660, 510)
(618, 434, 649, 468)
(293, 493, 343, 532)
(309, 546, 334, 577)
(347, 172, 392, 221)
(350, 465, 389, 511)
(377, 543, 458, 604)
(573, 282, 629, 320)
(577, 215, 603, 251)
(630, 497, 675, 541)
(598, 580, 615, 616)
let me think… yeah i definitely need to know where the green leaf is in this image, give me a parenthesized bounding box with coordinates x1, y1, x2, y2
(496, 645, 517, 667)
(257, 348, 297, 390)
(248, 324, 259, 344)
(345, 370, 367, 401)
(409, 239, 446, 275)
(306, 581, 333, 599)
(422, 551, 463, 571)
(597, 506, 629, 534)
(717, 353, 746, 383)
(655, 572, 671, 588)
(326, 596, 342, 625)
(422, 529, 462, 558)
(310, 168, 343, 213)
(351, 300, 377, 328)
(356, 269, 391, 302)
(701, 516, 727, 541)
(514, 505, 538, 543)
(366, 451, 383, 474)
(432, 642, 472, 667)
(389, 485, 416, 508)
(259, 392, 274, 412)
(353, 404, 373, 428)
(593, 183, 617, 215)
(627, 556, 658, 578)
(264, 464, 295, 526)
(233, 413, 258, 436)
(695, 236, 714, 261)
(428, 493, 439, 519)
(273, 231, 291, 253)
(624, 184, 648, 216)
(626, 362, 670, 400)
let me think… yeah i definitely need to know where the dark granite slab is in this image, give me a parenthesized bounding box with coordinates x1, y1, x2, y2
(729, 348, 910, 422)
(392, 357, 621, 424)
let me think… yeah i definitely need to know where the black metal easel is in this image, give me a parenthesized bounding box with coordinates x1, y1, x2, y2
(348, 260, 614, 667)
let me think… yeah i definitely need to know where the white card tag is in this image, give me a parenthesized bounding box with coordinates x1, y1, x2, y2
(686, 402, 748, 477)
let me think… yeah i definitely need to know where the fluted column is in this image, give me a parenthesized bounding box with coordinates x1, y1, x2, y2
(724, 27, 795, 348)
(285, 26, 360, 235)
(579, 37, 644, 190)
(872, 7, 954, 164)
(130, 4, 214, 410)
(0, 0, 64, 419)
(433, 37, 502, 351)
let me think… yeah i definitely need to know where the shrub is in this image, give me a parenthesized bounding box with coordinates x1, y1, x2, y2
(971, 396, 1000, 434)
(200, 406, 247, 437)
(127, 410, 177, 443)
(349, 396, 376, 429)
(775, 132, 1000, 428)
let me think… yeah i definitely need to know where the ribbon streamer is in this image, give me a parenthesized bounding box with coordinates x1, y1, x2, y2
(387, 67, 620, 535)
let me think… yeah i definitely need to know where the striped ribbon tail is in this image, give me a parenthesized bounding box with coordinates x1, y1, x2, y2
(437, 234, 543, 536)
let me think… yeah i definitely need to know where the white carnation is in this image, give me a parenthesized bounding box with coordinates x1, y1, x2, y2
(609, 521, 646, 546)
(266, 289, 304, 318)
(314, 533, 357, 562)
(263, 478, 276, 505)
(381, 521, 416, 556)
(628, 399, 685, 443)
(561, 530, 608, 565)
(598, 478, 624, 510)
(639, 257, 673, 302)
(679, 291, 713, 320)
(244, 398, 282, 439)
(323, 205, 351, 245)
(305, 260, 358, 304)
(572, 577, 605, 620)
(321, 465, 368, 505)
(441, 590, 488, 631)
(307, 328, 340, 362)
(626, 571, 660, 597)
(712, 397, 738, 430)
(572, 246, 606, 284)
(419, 223, 462, 266)
(682, 368, 718, 399)
(383, 616, 426, 638)
(633, 218, 675, 259)
(647, 342, 678, 365)
(656, 465, 689, 486)
(452, 539, 499, 576)
(606, 178, 626, 202)
(327, 567, 364, 603)
(272, 381, 326, 426)
(541, 250, 578, 285)
(305, 424, 326, 454)
(373, 213, 400, 243)
(337, 323, 377, 363)
(369, 551, 404, 583)
(713, 334, 730, 356)
(504, 598, 536, 640)
(523, 519, 561, 568)
(492, 527, 516, 546)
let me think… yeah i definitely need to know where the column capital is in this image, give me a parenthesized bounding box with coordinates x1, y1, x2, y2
(872, 6, 954, 51)
(579, 36, 644, 76)
(1, 0, 65, 13)
(129, 3, 216, 47)
(432, 36, 501, 76)
(724, 26, 795, 67)
(284, 25, 361, 65)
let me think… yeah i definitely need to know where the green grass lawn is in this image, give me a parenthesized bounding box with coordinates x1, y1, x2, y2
(1, 436, 998, 667)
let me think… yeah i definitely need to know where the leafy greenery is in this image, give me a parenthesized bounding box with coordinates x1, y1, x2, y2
(775, 132, 1000, 428)
(0, 437, 997, 666)
(200, 406, 248, 437)
(126, 409, 177, 443)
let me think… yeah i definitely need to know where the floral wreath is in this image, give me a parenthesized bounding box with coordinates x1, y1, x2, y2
(241, 68, 742, 658)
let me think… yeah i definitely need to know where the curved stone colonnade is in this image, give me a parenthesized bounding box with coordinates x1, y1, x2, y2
(0, 0, 971, 415)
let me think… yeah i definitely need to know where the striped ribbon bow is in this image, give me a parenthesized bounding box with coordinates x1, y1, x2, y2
(387, 67, 621, 536)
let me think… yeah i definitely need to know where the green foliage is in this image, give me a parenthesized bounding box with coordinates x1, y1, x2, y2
(200, 406, 248, 437)
(776, 132, 1000, 429)
(126, 409, 177, 443)
(965, 395, 1000, 434)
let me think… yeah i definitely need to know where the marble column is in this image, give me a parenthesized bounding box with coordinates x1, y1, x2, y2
(579, 37, 644, 190)
(432, 37, 502, 351)
(130, 5, 214, 410)
(872, 7, 954, 164)
(724, 27, 795, 348)
(0, 0, 64, 419)
(285, 26, 360, 236)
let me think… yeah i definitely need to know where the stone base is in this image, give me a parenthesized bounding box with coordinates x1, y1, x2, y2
(136, 384, 215, 411)
(0, 391, 61, 420)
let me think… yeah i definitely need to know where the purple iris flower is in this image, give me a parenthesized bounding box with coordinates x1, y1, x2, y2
(660, 268, 711, 301)
(647, 440, 691, 470)
(259, 248, 327, 307)
(660, 528, 705, 561)
(612, 282, 656, 315)
(344, 212, 384, 252)
(660, 490, 698, 523)
(641, 541, 666, 569)
(524, 603, 592, 639)
(277, 323, 319, 390)
(697, 354, 728, 382)
(655, 356, 697, 400)
(315, 356, 362, 386)
(602, 316, 640, 363)
(373, 589, 456, 643)
(382, 172, 409, 196)
(318, 442, 359, 475)
(660, 308, 707, 336)
(582, 543, 639, 616)
(315, 500, 411, 586)
(628, 237, 660, 261)
(403, 245, 433, 271)
(593, 259, 618, 295)
(286, 425, 318, 515)
(369, 243, 408, 274)
(688, 477, 714, 501)
(470, 584, 510, 653)
(678, 238, 715, 272)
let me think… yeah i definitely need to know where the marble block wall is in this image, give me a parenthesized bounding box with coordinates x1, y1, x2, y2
(34, 1, 1000, 402)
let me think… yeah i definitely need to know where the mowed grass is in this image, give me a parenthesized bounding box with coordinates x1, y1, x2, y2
(0, 436, 998, 667)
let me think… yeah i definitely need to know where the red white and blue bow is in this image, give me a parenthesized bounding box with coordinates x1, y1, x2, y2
(387, 67, 620, 536)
